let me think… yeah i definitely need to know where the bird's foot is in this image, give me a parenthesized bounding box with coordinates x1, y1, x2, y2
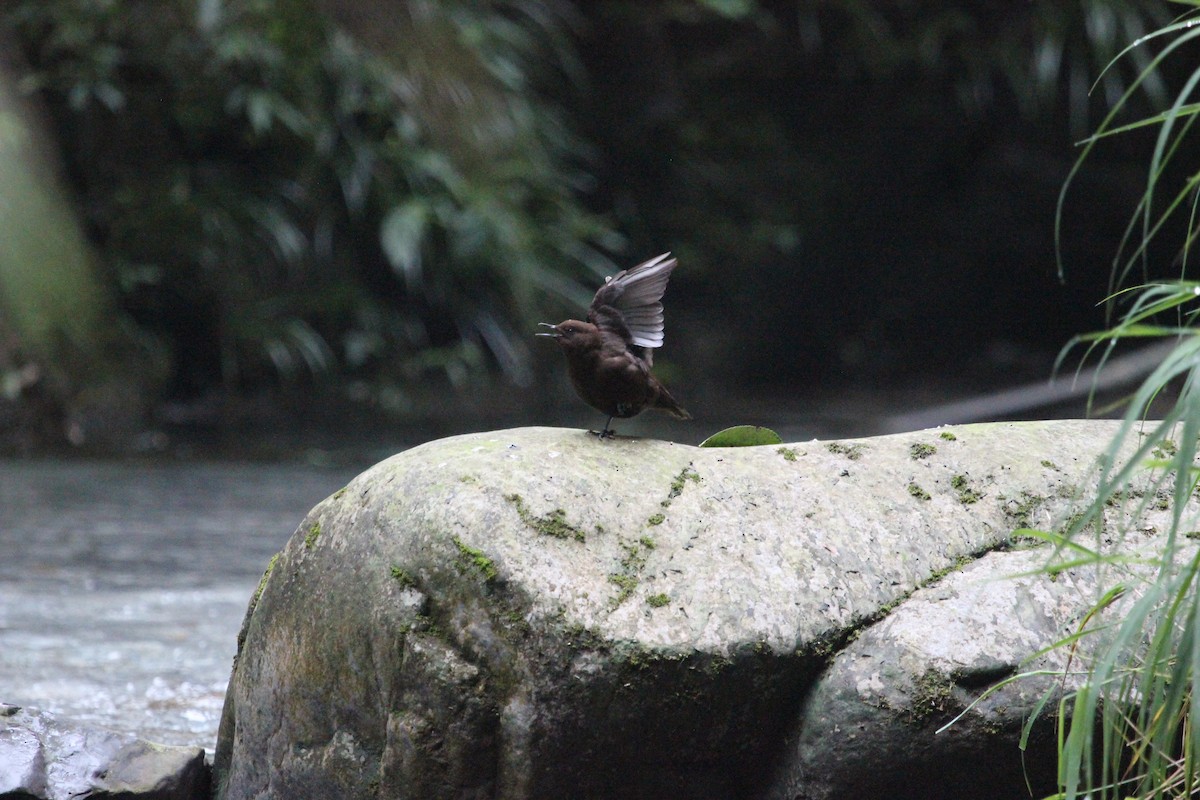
(589, 416, 617, 440)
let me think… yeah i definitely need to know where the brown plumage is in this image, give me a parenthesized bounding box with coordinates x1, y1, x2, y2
(538, 252, 691, 437)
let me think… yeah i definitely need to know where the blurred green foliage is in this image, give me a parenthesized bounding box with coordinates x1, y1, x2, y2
(5, 0, 617, 405)
(570, 0, 1174, 386)
(797, 1, 1170, 129)
(1, 0, 1181, 417)
(582, 0, 1173, 267)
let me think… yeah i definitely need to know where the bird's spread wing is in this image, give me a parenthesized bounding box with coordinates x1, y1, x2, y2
(589, 252, 677, 350)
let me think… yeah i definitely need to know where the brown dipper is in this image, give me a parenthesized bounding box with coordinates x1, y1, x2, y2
(538, 252, 691, 437)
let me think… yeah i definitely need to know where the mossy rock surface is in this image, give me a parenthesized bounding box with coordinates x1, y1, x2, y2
(213, 421, 1174, 800)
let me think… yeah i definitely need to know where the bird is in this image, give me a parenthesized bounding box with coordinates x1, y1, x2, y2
(537, 252, 691, 438)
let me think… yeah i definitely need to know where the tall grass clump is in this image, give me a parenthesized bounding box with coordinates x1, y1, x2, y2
(1053, 5, 1200, 798)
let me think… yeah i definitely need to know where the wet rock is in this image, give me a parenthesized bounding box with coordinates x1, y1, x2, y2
(212, 421, 1163, 799)
(0, 703, 209, 799)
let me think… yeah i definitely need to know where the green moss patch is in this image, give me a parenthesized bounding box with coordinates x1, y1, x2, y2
(905, 669, 957, 723)
(609, 538, 656, 607)
(1153, 438, 1178, 459)
(909, 442, 936, 460)
(505, 493, 585, 542)
(390, 566, 418, 589)
(661, 464, 701, 508)
(304, 521, 322, 549)
(826, 442, 866, 460)
(452, 536, 497, 582)
(1000, 490, 1045, 530)
(907, 482, 931, 501)
(252, 553, 280, 607)
(950, 474, 982, 505)
(646, 593, 670, 608)
(938, 431, 957, 441)
(608, 573, 639, 605)
(776, 446, 800, 462)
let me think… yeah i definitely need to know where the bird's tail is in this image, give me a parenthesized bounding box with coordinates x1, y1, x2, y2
(653, 386, 692, 420)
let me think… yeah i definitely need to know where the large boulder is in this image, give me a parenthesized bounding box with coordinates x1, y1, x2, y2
(0, 703, 208, 799)
(213, 421, 1165, 799)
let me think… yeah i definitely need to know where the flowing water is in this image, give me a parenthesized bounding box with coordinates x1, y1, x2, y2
(0, 460, 360, 751)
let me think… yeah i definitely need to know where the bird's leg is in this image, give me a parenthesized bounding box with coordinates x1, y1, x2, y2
(593, 415, 616, 439)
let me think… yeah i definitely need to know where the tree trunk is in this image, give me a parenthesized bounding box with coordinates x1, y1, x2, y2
(0, 50, 166, 450)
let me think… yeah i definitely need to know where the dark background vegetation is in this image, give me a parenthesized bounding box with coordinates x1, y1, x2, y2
(0, 0, 1185, 458)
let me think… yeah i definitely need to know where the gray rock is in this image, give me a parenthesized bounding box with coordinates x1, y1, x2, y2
(766, 546, 1098, 800)
(0, 703, 208, 799)
(212, 421, 1156, 799)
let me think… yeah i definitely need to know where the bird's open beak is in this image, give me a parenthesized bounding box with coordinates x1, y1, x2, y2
(535, 322, 559, 338)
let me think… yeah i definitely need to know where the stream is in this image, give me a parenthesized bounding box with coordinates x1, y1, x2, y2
(0, 459, 360, 751)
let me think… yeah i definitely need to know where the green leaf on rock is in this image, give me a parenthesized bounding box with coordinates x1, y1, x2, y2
(698, 425, 783, 447)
